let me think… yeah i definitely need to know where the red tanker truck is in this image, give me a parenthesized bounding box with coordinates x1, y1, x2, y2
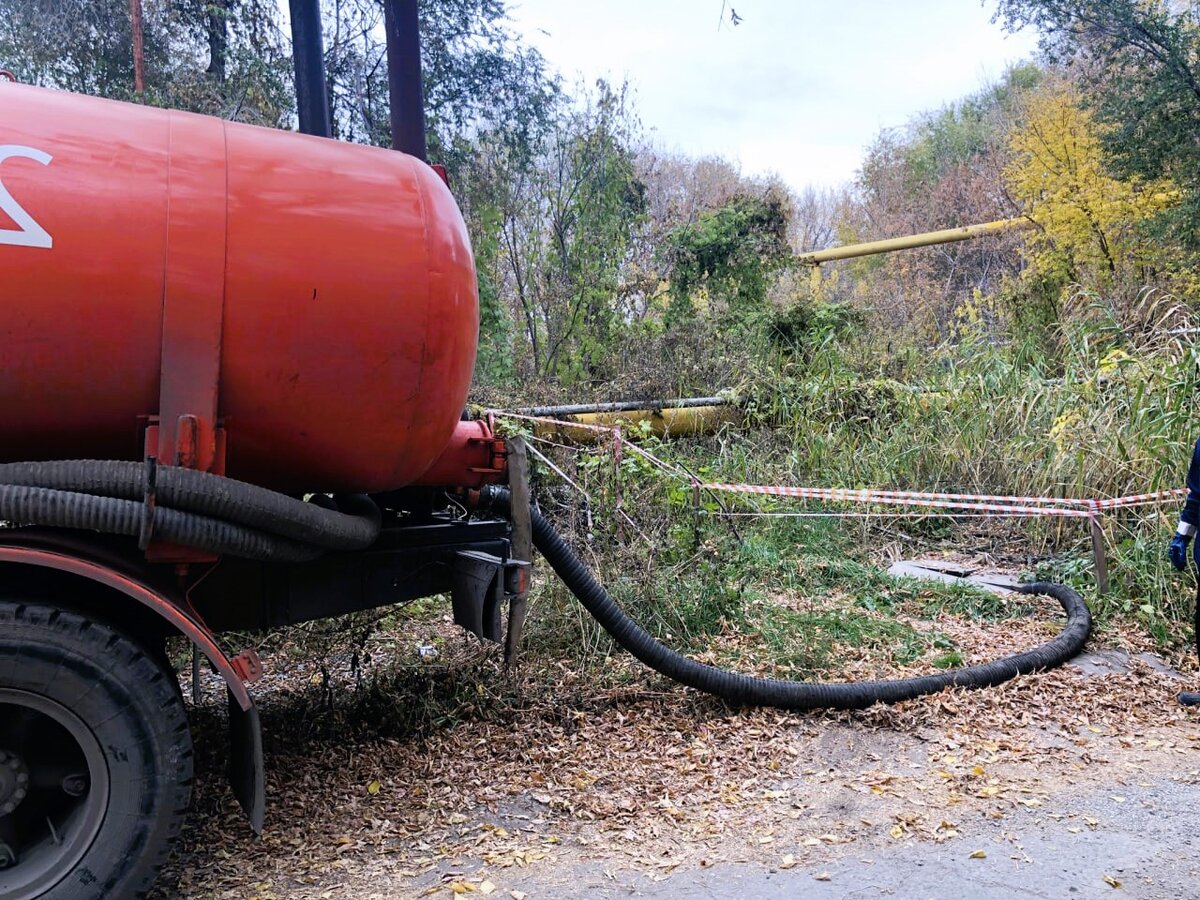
(0, 75, 536, 897)
(0, 7, 1094, 898)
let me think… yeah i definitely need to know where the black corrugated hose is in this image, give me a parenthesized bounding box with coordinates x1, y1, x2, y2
(487, 487, 1092, 711)
(0, 460, 380, 563)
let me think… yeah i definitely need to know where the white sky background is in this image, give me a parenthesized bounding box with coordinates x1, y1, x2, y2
(506, 1, 1040, 192)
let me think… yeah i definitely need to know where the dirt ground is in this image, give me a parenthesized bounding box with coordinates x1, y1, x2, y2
(152, 588, 1200, 900)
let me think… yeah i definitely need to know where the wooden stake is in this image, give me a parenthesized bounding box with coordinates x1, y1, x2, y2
(1090, 514, 1109, 595)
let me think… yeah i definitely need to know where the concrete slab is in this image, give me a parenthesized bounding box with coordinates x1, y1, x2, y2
(1069, 648, 1188, 682)
(888, 561, 1017, 595)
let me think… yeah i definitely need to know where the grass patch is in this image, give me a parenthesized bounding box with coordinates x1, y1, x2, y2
(515, 506, 1027, 682)
(742, 601, 957, 678)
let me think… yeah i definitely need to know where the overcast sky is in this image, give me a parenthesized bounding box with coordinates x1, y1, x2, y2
(506, 1, 1039, 191)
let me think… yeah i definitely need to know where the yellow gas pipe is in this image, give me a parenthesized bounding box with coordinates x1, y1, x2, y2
(799, 217, 1033, 292)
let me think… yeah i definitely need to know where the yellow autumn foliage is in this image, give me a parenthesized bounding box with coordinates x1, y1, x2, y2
(1006, 80, 1178, 282)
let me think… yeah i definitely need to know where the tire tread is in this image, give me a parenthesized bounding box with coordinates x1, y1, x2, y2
(0, 598, 193, 899)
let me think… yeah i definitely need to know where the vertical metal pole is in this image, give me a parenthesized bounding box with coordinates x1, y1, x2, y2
(382, 0, 428, 160)
(288, 0, 332, 137)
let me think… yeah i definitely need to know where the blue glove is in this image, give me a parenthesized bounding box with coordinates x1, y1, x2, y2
(1170, 533, 1192, 571)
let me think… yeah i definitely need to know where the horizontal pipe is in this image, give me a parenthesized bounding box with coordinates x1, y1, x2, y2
(798, 217, 1031, 265)
(533, 406, 741, 443)
(515, 397, 728, 417)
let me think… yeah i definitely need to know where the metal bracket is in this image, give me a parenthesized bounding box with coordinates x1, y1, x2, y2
(505, 436, 532, 667)
(155, 111, 228, 474)
(230, 649, 264, 684)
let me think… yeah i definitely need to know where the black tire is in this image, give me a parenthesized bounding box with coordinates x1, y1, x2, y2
(0, 601, 193, 900)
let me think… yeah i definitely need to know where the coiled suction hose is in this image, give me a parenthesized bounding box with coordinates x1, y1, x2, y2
(489, 487, 1091, 711)
(0, 460, 380, 563)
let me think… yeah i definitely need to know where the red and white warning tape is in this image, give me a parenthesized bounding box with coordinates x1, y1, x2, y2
(696, 483, 1187, 519)
(492, 411, 1187, 520)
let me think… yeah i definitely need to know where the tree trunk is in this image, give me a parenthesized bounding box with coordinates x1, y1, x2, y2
(129, 0, 146, 93)
(207, 0, 229, 84)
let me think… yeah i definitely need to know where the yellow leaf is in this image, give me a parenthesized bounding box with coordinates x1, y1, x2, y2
(1104, 875, 1122, 888)
(889, 824, 905, 839)
(449, 883, 476, 895)
(367, 780, 381, 795)
(969, 850, 987, 859)
(780, 854, 796, 870)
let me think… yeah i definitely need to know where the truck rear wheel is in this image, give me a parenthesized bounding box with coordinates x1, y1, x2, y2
(0, 600, 193, 899)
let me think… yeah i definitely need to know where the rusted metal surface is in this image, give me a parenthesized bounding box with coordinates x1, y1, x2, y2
(0, 82, 478, 494)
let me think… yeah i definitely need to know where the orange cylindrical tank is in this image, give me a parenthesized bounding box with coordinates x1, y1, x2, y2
(0, 82, 479, 493)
